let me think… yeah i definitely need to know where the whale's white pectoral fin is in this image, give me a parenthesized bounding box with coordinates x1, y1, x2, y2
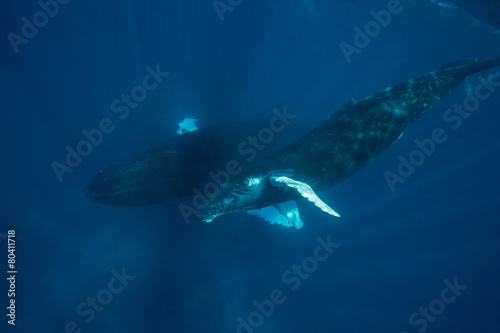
(177, 118, 198, 135)
(247, 200, 304, 229)
(271, 176, 341, 218)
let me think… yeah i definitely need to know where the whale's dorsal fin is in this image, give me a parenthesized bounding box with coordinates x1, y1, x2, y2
(177, 118, 198, 135)
(344, 98, 357, 107)
(271, 176, 340, 217)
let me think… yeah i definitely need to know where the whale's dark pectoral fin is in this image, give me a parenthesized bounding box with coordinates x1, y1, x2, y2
(271, 176, 341, 218)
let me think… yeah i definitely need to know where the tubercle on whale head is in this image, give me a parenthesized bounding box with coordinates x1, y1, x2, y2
(196, 169, 296, 222)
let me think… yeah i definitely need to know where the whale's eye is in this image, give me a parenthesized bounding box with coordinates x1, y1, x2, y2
(246, 177, 262, 187)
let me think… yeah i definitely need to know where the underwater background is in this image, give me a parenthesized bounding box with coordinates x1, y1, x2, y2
(1, 0, 500, 332)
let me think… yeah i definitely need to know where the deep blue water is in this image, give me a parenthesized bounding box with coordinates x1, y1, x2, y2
(1, 0, 500, 332)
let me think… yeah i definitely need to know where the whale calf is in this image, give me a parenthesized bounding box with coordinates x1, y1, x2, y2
(197, 58, 500, 223)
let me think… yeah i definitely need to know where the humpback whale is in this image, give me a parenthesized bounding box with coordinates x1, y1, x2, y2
(196, 58, 500, 223)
